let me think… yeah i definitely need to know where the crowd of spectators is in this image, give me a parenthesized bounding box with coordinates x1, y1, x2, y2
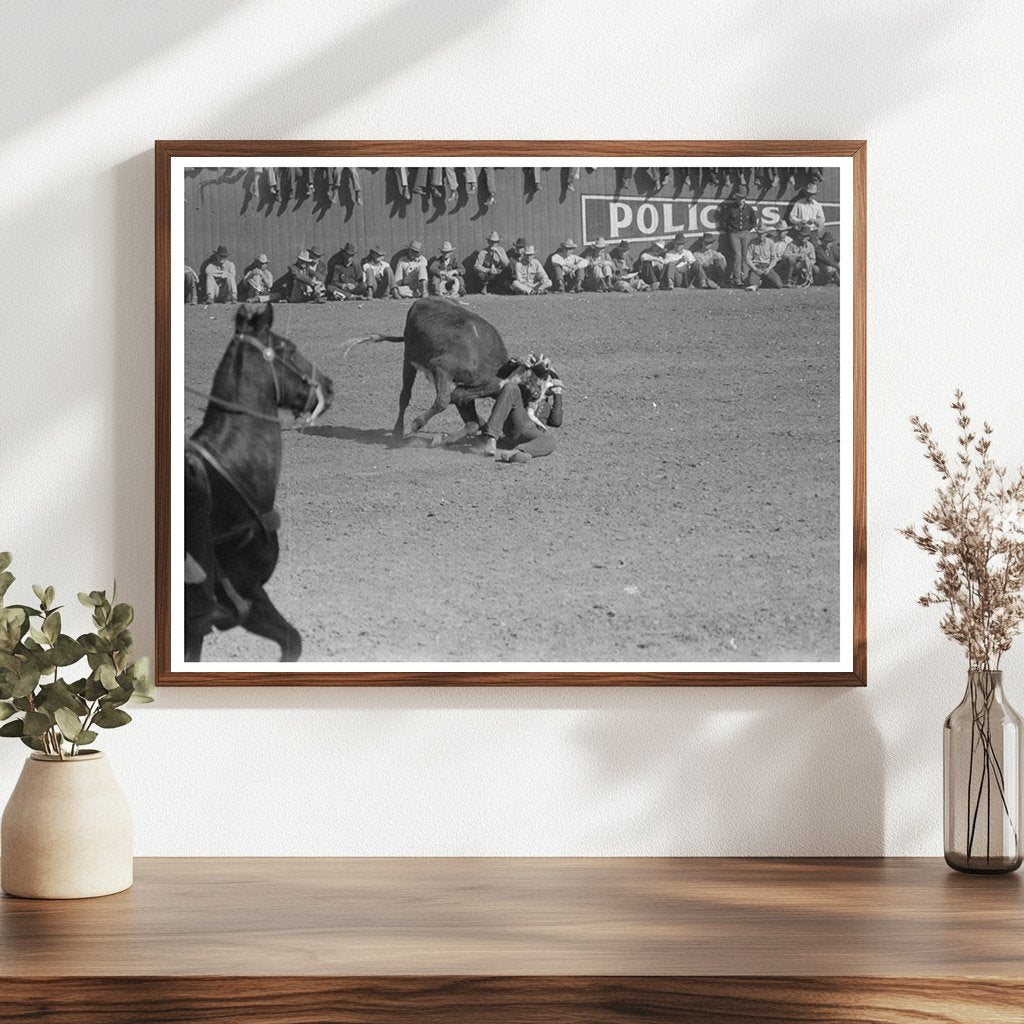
(185, 181, 839, 305)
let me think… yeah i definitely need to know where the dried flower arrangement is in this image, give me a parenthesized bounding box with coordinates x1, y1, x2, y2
(902, 391, 1023, 869)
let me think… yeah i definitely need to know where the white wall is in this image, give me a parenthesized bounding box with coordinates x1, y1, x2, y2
(1, 0, 1022, 856)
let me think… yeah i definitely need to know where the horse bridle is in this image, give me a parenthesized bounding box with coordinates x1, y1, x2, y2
(186, 331, 328, 426)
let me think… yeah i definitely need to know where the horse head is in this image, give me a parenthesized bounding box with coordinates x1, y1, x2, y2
(231, 303, 334, 425)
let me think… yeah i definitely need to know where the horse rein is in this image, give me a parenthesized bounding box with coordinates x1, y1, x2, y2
(184, 331, 328, 427)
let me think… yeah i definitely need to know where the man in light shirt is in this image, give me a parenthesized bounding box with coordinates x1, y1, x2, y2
(549, 238, 588, 293)
(662, 232, 697, 289)
(787, 183, 826, 239)
(362, 245, 396, 298)
(509, 245, 552, 295)
(394, 240, 428, 298)
(743, 225, 783, 290)
(584, 238, 616, 291)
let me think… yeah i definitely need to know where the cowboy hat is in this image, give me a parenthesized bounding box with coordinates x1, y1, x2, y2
(297, 249, 310, 261)
(308, 246, 323, 260)
(804, 183, 818, 194)
(701, 231, 717, 241)
(256, 253, 269, 263)
(439, 241, 454, 252)
(368, 245, 384, 256)
(486, 230, 501, 242)
(215, 244, 229, 256)
(523, 245, 537, 256)
(340, 242, 356, 255)
(561, 238, 578, 249)
(593, 237, 608, 248)
(408, 240, 422, 252)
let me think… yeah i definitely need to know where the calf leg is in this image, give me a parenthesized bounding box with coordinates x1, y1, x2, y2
(394, 358, 417, 435)
(242, 585, 302, 662)
(409, 370, 454, 434)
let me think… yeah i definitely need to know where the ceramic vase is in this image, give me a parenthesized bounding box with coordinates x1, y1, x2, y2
(1, 751, 133, 898)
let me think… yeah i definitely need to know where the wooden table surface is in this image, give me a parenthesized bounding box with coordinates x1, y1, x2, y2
(2, 857, 1023, 1023)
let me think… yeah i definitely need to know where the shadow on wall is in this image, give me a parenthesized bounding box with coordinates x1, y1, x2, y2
(149, 683, 885, 855)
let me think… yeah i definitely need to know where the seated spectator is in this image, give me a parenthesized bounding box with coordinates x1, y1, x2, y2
(473, 230, 509, 294)
(584, 238, 615, 291)
(610, 241, 647, 291)
(778, 226, 817, 287)
(637, 239, 668, 289)
(394, 240, 428, 298)
(507, 236, 528, 263)
(185, 265, 199, 305)
(509, 245, 552, 295)
(814, 231, 840, 285)
(788, 183, 826, 239)
(744, 225, 783, 291)
(287, 249, 326, 303)
(241, 253, 274, 301)
(307, 245, 327, 288)
(481, 356, 564, 463)
(549, 238, 587, 292)
(202, 245, 237, 303)
(691, 232, 726, 289)
(661, 232, 697, 290)
(326, 242, 368, 300)
(362, 245, 396, 298)
(428, 242, 465, 297)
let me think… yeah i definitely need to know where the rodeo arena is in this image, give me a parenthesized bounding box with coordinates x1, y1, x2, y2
(182, 164, 841, 666)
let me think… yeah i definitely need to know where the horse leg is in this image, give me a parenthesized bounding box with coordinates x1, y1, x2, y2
(184, 629, 205, 662)
(409, 370, 453, 434)
(394, 358, 416, 435)
(242, 585, 302, 662)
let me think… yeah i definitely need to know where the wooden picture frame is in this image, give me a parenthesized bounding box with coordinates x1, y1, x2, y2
(156, 141, 866, 686)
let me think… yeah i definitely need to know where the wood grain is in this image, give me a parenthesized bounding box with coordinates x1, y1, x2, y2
(155, 140, 867, 687)
(1, 976, 1021, 1024)
(3, 857, 1020, 1024)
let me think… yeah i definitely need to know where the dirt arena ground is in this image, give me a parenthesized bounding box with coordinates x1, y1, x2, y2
(184, 287, 840, 665)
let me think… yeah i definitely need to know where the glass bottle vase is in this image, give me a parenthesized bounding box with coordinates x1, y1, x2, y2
(944, 669, 1023, 873)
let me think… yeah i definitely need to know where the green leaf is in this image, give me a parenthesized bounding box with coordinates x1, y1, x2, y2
(80, 635, 112, 656)
(0, 553, 11, 573)
(98, 664, 118, 691)
(104, 685, 132, 708)
(0, 701, 15, 721)
(54, 707, 85, 742)
(31, 584, 48, 608)
(74, 730, 98, 747)
(42, 611, 60, 644)
(78, 591, 99, 608)
(11, 664, 41, 699)
(36, 679, 88, 717)
(110, 603, 134, 630)
(28, 627, 49, 646)
(44, 586, 55, 608)
(50, 635, 85, 667)
(22, 710, 51, 738)
(0, 718, 24, 737)
(19, 734, 45, 752)
(93, 705, 131, 729)
(0, 572, 14, 601)
(83, 675, 108, 701)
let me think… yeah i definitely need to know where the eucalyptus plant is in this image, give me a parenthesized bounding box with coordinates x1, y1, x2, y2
(0, 552, 153, 759)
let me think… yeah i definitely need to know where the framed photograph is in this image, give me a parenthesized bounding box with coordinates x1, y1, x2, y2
(156, 141, 865, 686)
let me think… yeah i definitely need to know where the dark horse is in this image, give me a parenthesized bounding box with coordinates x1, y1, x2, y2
(184, 303, 333, 661)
